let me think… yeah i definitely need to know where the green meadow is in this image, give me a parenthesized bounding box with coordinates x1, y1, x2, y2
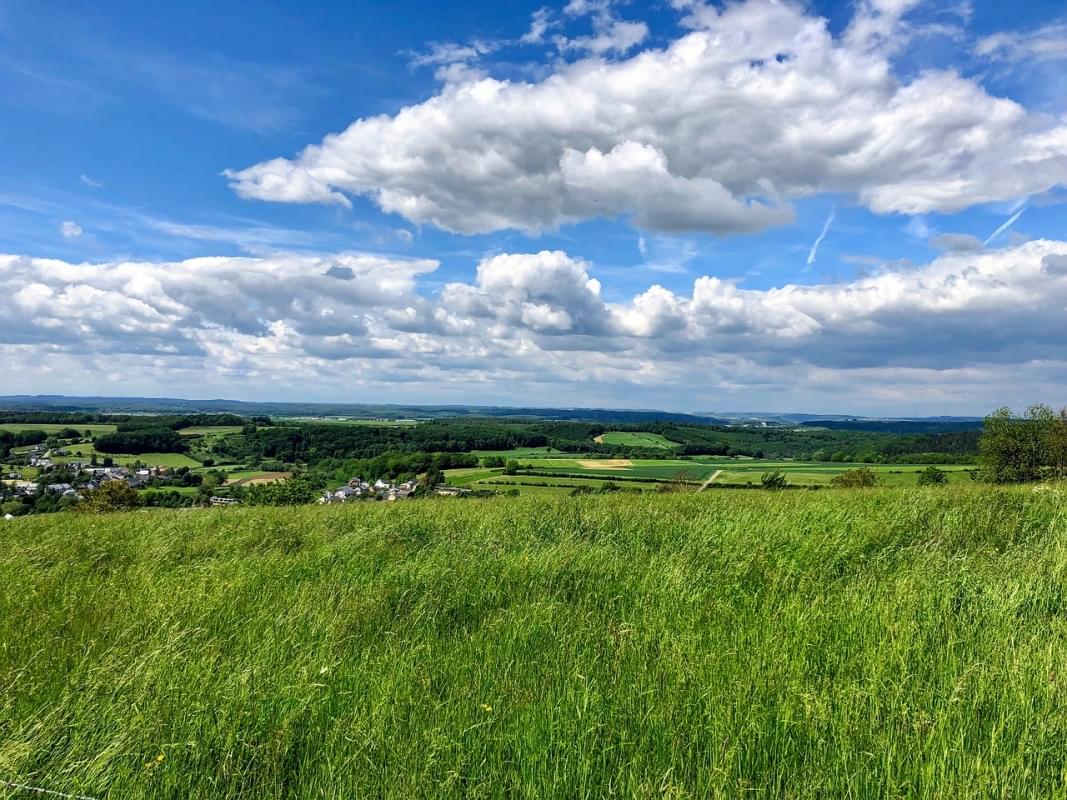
(0, 423, 117, 436)
(460, 454, 977, 493)
(42, 443, 203, 470)
(177, 425, 246, 437)
(2, 486, 1067, 798)
(594, 431, 679, 449)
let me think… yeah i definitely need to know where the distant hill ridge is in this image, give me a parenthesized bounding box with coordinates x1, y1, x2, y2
(0, 395, 982, 429)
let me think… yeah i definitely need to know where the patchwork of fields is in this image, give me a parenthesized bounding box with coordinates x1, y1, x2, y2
(0, 423, 117, 435)
(4, 420, 978, 502)
(447, 454, 975, 494)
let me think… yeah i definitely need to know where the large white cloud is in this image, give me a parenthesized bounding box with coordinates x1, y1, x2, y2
(225, 0, 1067, 235)
(4, 240, 1067, 412)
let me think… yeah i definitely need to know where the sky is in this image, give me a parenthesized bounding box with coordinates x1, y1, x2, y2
(1, 0, 1066, 415)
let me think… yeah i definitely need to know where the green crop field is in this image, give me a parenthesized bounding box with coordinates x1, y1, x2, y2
(177, 425, 245, 437)
(471, 447, 568, 459)
(280, 418, 419, 427)
(469, 474, 657, 495)
(525, 458, 720, 482)
(111, 452, 202, 469)
(0, 423, 117, 436)
(514, 458, 975, 488)
(711, 462, 975, 487)
(3, 486, 1066, 798)
(443, 467, 504, 486)
(595, 431, 679, 449)
(43, 444, 202, 469)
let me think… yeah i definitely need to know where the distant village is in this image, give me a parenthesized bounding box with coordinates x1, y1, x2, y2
(319, 477, 471, 504)
(7, 446, 164, 494)
(3, 443, 466, 519)
(2, 444, 181, 507)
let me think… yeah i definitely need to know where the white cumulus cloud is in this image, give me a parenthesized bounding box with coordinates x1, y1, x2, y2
(4, 240, 1067, 411)
(225, 0, 1067, 237)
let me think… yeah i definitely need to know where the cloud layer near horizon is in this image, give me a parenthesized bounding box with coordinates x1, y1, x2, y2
(225, 0, 1067, 236)
(4, 239, 1067, 410)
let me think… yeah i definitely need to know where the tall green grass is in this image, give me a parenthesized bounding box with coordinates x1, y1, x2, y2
(2, 486, 1066, 798)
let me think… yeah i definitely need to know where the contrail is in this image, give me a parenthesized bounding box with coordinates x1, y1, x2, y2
(807, 207, 836, 266)
(984, 206, 1026, 246)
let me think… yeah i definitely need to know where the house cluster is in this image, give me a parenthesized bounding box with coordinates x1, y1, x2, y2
(319, 477, 419, 504)
(2, 461, 176, 500)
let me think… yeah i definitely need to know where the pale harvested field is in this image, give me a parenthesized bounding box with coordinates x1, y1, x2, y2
(578, 459, 633, 469)
(225, 471, 289, 486)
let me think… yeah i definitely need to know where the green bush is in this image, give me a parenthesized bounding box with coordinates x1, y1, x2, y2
(917, 465, 949, 486)
(830, 467, 879, 488)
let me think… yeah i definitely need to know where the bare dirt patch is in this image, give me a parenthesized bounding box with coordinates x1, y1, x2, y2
(578, 459, 633, 470)
(227, 472, 289, 487)
(593, 434, 605, 444)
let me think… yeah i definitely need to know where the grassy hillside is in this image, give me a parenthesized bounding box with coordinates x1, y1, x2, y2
(2, 487, 1066, 798)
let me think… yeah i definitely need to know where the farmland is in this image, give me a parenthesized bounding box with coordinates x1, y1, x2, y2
(0, 422, 116, 436)
(446, 455, 976, 494)
(3, 486, 1066, 797)
(177, 425, 245, 437)
(42, 442, 203, 469)
(2, 409, 984, 513)
(594, 431, 678, 449)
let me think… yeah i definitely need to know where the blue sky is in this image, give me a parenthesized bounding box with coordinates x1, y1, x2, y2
(1, 0, 1066, 413)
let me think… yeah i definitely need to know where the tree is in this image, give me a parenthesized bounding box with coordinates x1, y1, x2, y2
(503, 460, 520, 476)
(241, 475, 319, 506)
(78, 481, 143, 514)
(1045, 408, 1067, 481)
(831, 468, 879, 488)
(760, 470, 788, 490)
(979, 406, 1050, 484)
(916, 466, 948, 486)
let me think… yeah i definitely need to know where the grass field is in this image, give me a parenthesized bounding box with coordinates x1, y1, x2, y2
(508, 458, 975, 488)
(711, 462, 975, 487)
(522, 457, 720, 482)
(280, 418, 419, 427)
(471, 447, 568, 459)
(0, 465, 38, 480)
(594, 431, 679, 449)
(140, 486, 201, 497)
(475, 475, 656, 495)
(3, 486, 1067, 797)
(177, 425, 245, 437)
(0, 423, 116, 436)
(43, 444, 202, 470)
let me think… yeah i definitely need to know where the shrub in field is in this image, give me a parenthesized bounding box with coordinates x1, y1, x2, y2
(917, 465, 949, 486)
(830, 467, 879, 488)
(240, 475, 319, 506)
(760, 470, 788, 490)
(77, 481, 143, 513)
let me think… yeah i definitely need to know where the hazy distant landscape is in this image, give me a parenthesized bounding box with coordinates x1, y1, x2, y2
(1, 395, 987, 517)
